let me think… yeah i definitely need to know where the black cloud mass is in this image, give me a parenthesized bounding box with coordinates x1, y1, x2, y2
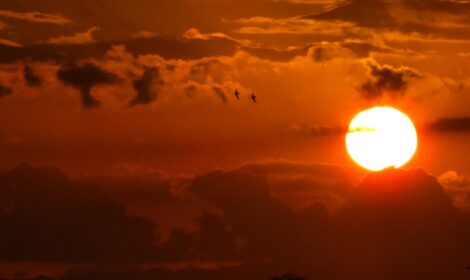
(429, 117, 470, 132)
(57, 63, 118, 108)
(0, 164, 158, 262)
(130, 67, 162, 106)
(360, 60, 421, 99)
(1, 163, 470, 279)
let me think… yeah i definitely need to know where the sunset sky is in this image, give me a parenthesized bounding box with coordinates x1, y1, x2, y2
(0, 1, 470, 279)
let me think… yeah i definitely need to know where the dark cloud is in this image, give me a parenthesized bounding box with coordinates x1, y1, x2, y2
(61, 167, 470, 279)
(188, 169, 338, 265)
(0, 0, 468, 64)
(0, 0, 331, 44)
(185, 168, 470, 279)
(312, 47, 329, 62)
(23, 65, 43, 87)
(132, 167, 320, 265)
(0, 163, 159, 262)
(131, 37, 304, 62)
(308, 41, 390, 63)
(360, 60, 421, 99)
(309, 125, 346, 136)
(130, 67, 163, 106)
(335, 169, 470, 280)
(241, 45, 309, 62)
(398, 21, 470, 41)
(309, 45, 347, 62)
(76, 173, 198, 243)
(238, 162, 350, 177)
(156, 211, 241, 262)
(0, 43, 107, 64)
(0, 36, 239, 64)
(31, 263, 284, 280)
(403, 0, 470, 12)
(341, 41, 391, 58)
(303, 0, 396, 28)
(237, 162, 354, 212)
(0, 162, 470, 280)
(303, 0, 470, 39)
(0, 35, 307, 66)
(287, 123, 347, 138)
(0, 9, 70, 25)
(0, 84, 12, 97)
(428, 117, 470, 132)
(212, 86, 228, 104)
(56, 62, 118, 108)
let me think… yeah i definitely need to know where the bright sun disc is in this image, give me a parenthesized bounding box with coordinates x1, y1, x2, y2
(346, 107, 418, 171)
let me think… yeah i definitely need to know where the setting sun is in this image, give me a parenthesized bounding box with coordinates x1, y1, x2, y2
(346, 107, 418, 171)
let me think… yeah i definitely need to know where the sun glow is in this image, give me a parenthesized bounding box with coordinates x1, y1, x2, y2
(346, 107, 418, 171)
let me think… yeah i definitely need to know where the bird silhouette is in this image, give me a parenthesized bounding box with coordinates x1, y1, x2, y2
(251, 92, 257, 103)
(234, 89, 240, 100)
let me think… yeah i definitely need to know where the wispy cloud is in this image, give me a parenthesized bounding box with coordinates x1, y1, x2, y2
(132, 30, 158, 39)
(0, 38, 22, 48)
(0, 9, 70, 25)
(47, 27, 99, 45)
(229, 16, 356, 36)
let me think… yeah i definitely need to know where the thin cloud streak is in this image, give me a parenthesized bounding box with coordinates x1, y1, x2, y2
(0, 9, 70, 24)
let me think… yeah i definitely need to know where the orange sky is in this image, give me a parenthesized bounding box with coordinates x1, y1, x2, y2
(0, 1, 470, 279)
(0, 0, 469, 177)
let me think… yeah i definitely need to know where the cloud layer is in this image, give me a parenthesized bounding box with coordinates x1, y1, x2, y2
(1, 163, 470, 279)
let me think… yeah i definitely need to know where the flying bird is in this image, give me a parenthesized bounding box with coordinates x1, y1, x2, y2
(251, 92, 257, 103)
(234, 89, 240, 100)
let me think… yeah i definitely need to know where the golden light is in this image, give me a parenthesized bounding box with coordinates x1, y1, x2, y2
(346, 106, 418, 171)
